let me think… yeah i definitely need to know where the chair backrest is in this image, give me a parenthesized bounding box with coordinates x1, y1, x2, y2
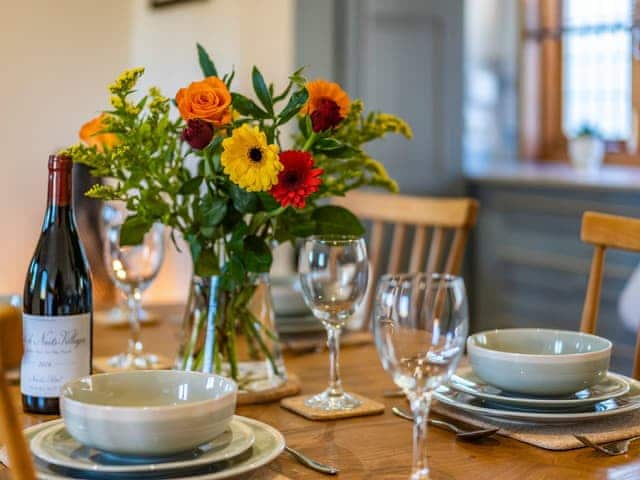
(333, 191, 479, 328)
(579, 211, 640, 378)
(0, 356, 36, 479)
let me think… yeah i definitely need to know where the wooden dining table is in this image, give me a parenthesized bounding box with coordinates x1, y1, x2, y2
(2, 305, 640, 480)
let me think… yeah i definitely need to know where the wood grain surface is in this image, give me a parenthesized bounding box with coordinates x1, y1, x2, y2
(2, 305, 640, 479)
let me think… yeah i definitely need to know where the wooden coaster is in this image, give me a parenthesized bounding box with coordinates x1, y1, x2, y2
(280, 393, 385, 420)
(92, 355, 174, 373)
(238, 374, 301, 405)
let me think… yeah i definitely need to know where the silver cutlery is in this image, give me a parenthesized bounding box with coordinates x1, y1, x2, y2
(391, 407, 499, 441)
(574, 435, 640, 456)
(383, 388, 405, 398)
(285, 446, 339, 475)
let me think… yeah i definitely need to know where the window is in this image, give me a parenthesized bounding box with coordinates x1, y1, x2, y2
(520, 0, 639, 163)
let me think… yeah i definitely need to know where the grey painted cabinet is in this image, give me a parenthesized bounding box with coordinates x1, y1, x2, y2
(469, 180, 640, 374)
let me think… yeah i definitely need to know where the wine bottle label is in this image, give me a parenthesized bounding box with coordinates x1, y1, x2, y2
(20, 313, 91, 398)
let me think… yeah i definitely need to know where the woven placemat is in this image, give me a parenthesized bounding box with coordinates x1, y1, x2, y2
(92, 355, 173, 373)
(432, 400, 640, 450)
(238, 374, 301, 405)
(281, 393, 385, 420)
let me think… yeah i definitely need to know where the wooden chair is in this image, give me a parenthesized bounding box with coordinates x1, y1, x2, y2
(0, 355, 36, 479)
(579, 211, 640, 379)
(333, 191, 479, 328)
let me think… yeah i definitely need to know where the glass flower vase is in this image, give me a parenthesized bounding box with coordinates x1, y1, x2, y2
(175, 274, 287, 392)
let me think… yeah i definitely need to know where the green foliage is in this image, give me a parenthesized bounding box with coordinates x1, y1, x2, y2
(64, 46, 411, 293)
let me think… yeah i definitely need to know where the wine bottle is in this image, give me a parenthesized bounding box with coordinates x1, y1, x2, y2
(21, 154, 93, 415)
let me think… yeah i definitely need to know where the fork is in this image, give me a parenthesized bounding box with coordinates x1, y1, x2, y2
(392, 407, 499, 441)
(574, 435, 640, 456)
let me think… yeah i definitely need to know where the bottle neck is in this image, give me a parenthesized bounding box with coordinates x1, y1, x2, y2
(47, 167, 72, 208)
(44, 155, 74, 227)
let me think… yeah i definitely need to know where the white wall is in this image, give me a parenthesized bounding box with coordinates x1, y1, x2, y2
(0, 0, 295, 304)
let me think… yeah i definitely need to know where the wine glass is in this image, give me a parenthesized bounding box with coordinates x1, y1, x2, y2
(298, 235, 368, 411)
(104, 208, 165, 369)
(373, 273, 468, 480)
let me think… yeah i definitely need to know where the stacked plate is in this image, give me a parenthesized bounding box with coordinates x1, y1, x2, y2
(15, 416, 284, 480)
(271, 274, 322, 334)
(7, 370, 286, 479)
(435, 365, 640, 424)
(435, 328, 640, 424)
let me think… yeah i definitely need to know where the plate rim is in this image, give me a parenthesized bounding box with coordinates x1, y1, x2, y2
(435, 375, 640, 424)
(450, 367, 630, 408)
(19, 416, 284, 480)
(29, 416, 256, 474)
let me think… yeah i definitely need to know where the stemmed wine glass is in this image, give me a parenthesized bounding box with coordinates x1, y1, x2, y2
(104, 206, 165, 369)
(373, 273, 468, 480)
(298, 235, 369, 411)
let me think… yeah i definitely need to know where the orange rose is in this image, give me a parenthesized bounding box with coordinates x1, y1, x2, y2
(176, 77, 232, 127)
(79, 113, 119, 151)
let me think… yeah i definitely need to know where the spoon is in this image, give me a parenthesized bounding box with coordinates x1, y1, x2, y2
(392, 407, 499, 441)
(285, 445, 339, 475)
(574, 435, 640, 456)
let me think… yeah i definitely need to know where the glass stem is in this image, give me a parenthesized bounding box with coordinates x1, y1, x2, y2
(127, 290, 143, 357)
(326, 323, 343, 397)
(410, 392, 433, 480)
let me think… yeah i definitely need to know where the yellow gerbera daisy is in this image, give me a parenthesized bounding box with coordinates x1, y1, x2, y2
(221, 124, 282, 192)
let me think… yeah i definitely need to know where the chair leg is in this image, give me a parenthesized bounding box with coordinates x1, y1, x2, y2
(579, 246, 606, 334)
(633, 327, 640, 380)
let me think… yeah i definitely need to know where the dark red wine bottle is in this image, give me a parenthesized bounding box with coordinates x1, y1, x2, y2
(21, 154, 93, 415)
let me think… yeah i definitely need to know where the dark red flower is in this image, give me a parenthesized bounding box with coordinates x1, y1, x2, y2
(181, 119, 214, 150)
(270, 151, 323, 208)
(310, 98, 344, 132)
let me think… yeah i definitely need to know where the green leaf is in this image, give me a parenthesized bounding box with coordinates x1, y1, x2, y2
(194, 248, 220, 277)
(178, 175, 203, 195)
(206, 136, 223, 153)
(243, 235, 272, 273)
(258, 192, 279, 211)
(220, 255, 245, 290)
(314, 138, 343, 151)
(278, 88, 308, 125)
(227, 221, 248, 252)
(119, 215, 152, 246)
(252, 66, 273, 114)
(311, 205, 365, 236)
(223, 68, 235, 88)
(248, 211, 269, 235)
(198, 196, 227, 227)
(231, 93, 270, 119)
(196, 43, 218, 77)
(230, 184, 259, 213)
(187, 234, 202, 262)
(272, 80, 293, 103)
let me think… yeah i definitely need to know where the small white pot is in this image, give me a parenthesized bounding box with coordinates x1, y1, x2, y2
(569, 136, 605, 172)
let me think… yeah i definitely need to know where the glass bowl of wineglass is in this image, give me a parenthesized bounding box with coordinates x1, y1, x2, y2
(373, 273, 468, 480)
(104, 207, 165, 369)
(298, 235, 369, 411)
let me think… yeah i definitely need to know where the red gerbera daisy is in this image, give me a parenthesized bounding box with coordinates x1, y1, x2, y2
(270, 150, 323, 209)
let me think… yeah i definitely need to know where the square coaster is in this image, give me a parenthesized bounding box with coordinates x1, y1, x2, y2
(280, 393, 385, 420)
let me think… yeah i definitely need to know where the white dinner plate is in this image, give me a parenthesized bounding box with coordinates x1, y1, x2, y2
(30, 418, 254, 475)
(450, 366, 630, 410)
(2, 416, 284, 480)
(435, 374, 640, 424)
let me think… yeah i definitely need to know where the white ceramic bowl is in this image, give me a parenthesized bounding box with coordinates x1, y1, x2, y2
(467, 328, 612, 396)
(60, 370, 237, 456)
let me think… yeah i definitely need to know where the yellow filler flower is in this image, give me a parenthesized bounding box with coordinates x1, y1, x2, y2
(221, 124, 282, 192)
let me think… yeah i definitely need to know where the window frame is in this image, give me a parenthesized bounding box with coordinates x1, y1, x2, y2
(519, 0, 640, 165)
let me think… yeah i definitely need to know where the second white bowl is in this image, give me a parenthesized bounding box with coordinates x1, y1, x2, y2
(60, 370, 237, 456)
(467, 328, 612, 396)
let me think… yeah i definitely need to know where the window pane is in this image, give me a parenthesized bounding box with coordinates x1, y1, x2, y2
(562, 0, 632, 140)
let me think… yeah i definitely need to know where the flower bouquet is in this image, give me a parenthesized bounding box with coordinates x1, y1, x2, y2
(65, 44, 411, 390)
